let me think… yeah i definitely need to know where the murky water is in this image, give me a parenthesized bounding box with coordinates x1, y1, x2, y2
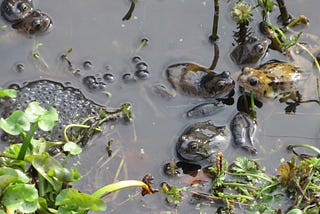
(1, 0, 319, 213)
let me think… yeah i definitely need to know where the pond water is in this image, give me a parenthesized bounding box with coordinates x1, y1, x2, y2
(0, 0, 319, 213)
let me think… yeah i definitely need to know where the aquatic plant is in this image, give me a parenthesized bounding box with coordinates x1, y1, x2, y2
(231, 2, 252, 24)
(210, 0, 220, 42)
(0, 92, 156, 213)
(122, 0, 138, 21)
(166, 151, 320, 213)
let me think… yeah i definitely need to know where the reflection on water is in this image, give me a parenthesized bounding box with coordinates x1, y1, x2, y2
(0, 0, 319, 213)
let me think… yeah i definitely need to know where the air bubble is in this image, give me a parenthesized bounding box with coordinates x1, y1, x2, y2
(135, 70, 150, 80)
(103, 73, 115, 83)
(132, 56, 142, 63)
(122, 73, 136, 83)
(136, 62, 148, 71)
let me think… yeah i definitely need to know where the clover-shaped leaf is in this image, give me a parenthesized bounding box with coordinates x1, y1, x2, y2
(25, 101, 46, 123)
(0, 110, 30, 135)
(63, 142, 82, 155)
(38, 107, 58, 131)
(1, 183, 38, 213)
(24, 102, 58, 131)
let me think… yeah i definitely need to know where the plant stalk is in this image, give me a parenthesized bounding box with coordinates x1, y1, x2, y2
(210, 0, 219, 42)
(276, 0, 291, 25)
(17, 123, 38, 160)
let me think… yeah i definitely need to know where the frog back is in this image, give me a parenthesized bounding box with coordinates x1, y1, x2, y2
(238, 60, 303, 98)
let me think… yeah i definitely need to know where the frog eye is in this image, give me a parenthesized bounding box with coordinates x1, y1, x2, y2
(188, 142, 198, 151)
(255, 44, 265, 54)
(17, 3, 28, 12)
(32, 19, 42, 30)
(248, 77, 259, 86)
(215, 80, 226, 89)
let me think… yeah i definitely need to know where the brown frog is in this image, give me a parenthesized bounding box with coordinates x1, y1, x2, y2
(166, 63, 235, 98)
(237, 60, 304, 100)
(1, 0, 33, 22)
(1, 0, 52, 34)
(12, 10, 52, 34)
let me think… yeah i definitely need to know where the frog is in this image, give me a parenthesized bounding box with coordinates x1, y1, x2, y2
(230, 112, 257, 154)
(166, 63, 235, 98)
(237, 59, 303, 100)
(230, 38, 271, 66)
(11, 10, 52, 34)
(176, 120, 230, 162)
(1, 0, 34, 22)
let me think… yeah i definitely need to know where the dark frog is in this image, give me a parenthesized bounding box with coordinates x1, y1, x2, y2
(176, 120, 230, 162)
(1, 0, 33, 22)
(230, 112, 257, 154)
(166, 63, 235, 98)
(12, 10, 52, 34)
(1, 0, 52, 34)
(230, 38, 270, 66)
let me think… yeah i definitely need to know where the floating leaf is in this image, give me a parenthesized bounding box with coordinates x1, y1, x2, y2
(38, 107, 58, 131)
(63, 142, 82, 155)
(55, 188, 106, 213)
(25, 101, 46, 122)
(0, 110, 30, 135)
(1, 183, 38, 213)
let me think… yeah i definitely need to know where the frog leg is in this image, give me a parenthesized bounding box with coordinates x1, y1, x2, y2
(279, 90, 301, 103)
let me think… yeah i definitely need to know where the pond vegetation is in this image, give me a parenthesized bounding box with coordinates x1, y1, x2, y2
(0, 0, 319, 213)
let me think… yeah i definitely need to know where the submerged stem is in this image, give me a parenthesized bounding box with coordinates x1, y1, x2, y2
(276, 0, 291, 25)
(63, 124, 101, 143)
(287, 144, 320, 156)
(122, 0, 137, 21)
(210, 0, 219, 42)
(208, 42, 219, 70)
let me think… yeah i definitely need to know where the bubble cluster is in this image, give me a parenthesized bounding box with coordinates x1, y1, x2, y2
(122, 56, 150, 83)
(0, 80, 102, 142)
(82, 75, 106, 90)
(132, 56, 150, 80)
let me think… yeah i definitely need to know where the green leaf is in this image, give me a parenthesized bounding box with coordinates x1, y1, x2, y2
(3, 143, 22, 159)
(31, 138, 64, 155)
(1, 183, 38, 213)
(0, 88, 16, 99)
(0, 167, 30, 197)
(287, 208, 303, 214)
(0, 110, 30, 135)
(55, 188, 106, 212)
(0, 167, 29, 184)
(48, 167, 81, 183)
(63, 142, 82, 155)
(38, 107, 58, 131)
(25, 101, 46, 122)
(32, 153, 63, 191)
